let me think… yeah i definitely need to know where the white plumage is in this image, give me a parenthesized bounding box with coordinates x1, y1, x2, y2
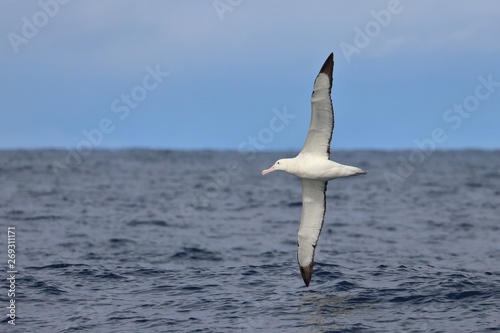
(261, 53, 367, 286)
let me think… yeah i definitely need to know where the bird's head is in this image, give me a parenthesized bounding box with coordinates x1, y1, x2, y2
(261, 159, 288, 175)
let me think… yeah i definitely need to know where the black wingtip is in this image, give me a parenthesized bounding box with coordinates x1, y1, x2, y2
(319, 53, 334, 85)
(300, 262, 314, 287)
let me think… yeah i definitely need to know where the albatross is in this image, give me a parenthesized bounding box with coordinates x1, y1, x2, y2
(261, 53, 367, 287)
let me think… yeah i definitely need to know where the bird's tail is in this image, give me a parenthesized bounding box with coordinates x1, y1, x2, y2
(346, 166, 367, 176)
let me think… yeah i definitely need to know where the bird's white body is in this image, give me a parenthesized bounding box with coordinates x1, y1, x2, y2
(271, 155, 365, 181)
(262, 53, 367, 286)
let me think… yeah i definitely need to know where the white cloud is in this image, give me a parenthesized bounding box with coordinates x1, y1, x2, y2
(2, 1, 499, 75)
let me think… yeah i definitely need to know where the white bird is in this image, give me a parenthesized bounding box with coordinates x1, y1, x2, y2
(261, 53, 367, 287)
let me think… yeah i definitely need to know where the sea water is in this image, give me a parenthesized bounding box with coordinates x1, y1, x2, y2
(0, 149, 499, 332)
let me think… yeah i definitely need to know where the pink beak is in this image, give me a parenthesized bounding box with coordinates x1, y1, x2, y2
(261, 165, 276, 175)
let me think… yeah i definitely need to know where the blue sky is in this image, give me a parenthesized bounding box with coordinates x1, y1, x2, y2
(1, 1, 499, 150)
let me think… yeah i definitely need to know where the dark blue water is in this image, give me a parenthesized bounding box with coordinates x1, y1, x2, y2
(1, 149, 499, 332)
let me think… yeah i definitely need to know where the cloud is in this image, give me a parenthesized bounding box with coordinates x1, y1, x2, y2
(2, 1, 500, 73)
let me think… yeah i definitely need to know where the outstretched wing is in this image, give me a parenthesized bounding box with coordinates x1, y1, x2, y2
(297, 178, 327, 286)
(300, 53, 334, 159)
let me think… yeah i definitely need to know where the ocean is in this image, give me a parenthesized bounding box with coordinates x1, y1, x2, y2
(0, 149, 499, 332)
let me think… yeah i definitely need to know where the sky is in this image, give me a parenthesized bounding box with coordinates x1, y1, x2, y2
(1, 0, 499, 151)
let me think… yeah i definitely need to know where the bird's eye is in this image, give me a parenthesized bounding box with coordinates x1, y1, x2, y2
(277, 161, 280, 164)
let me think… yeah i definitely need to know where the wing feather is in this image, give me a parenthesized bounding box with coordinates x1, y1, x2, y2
(297, 179, 327, 286)
(300, 53, 334, 159)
